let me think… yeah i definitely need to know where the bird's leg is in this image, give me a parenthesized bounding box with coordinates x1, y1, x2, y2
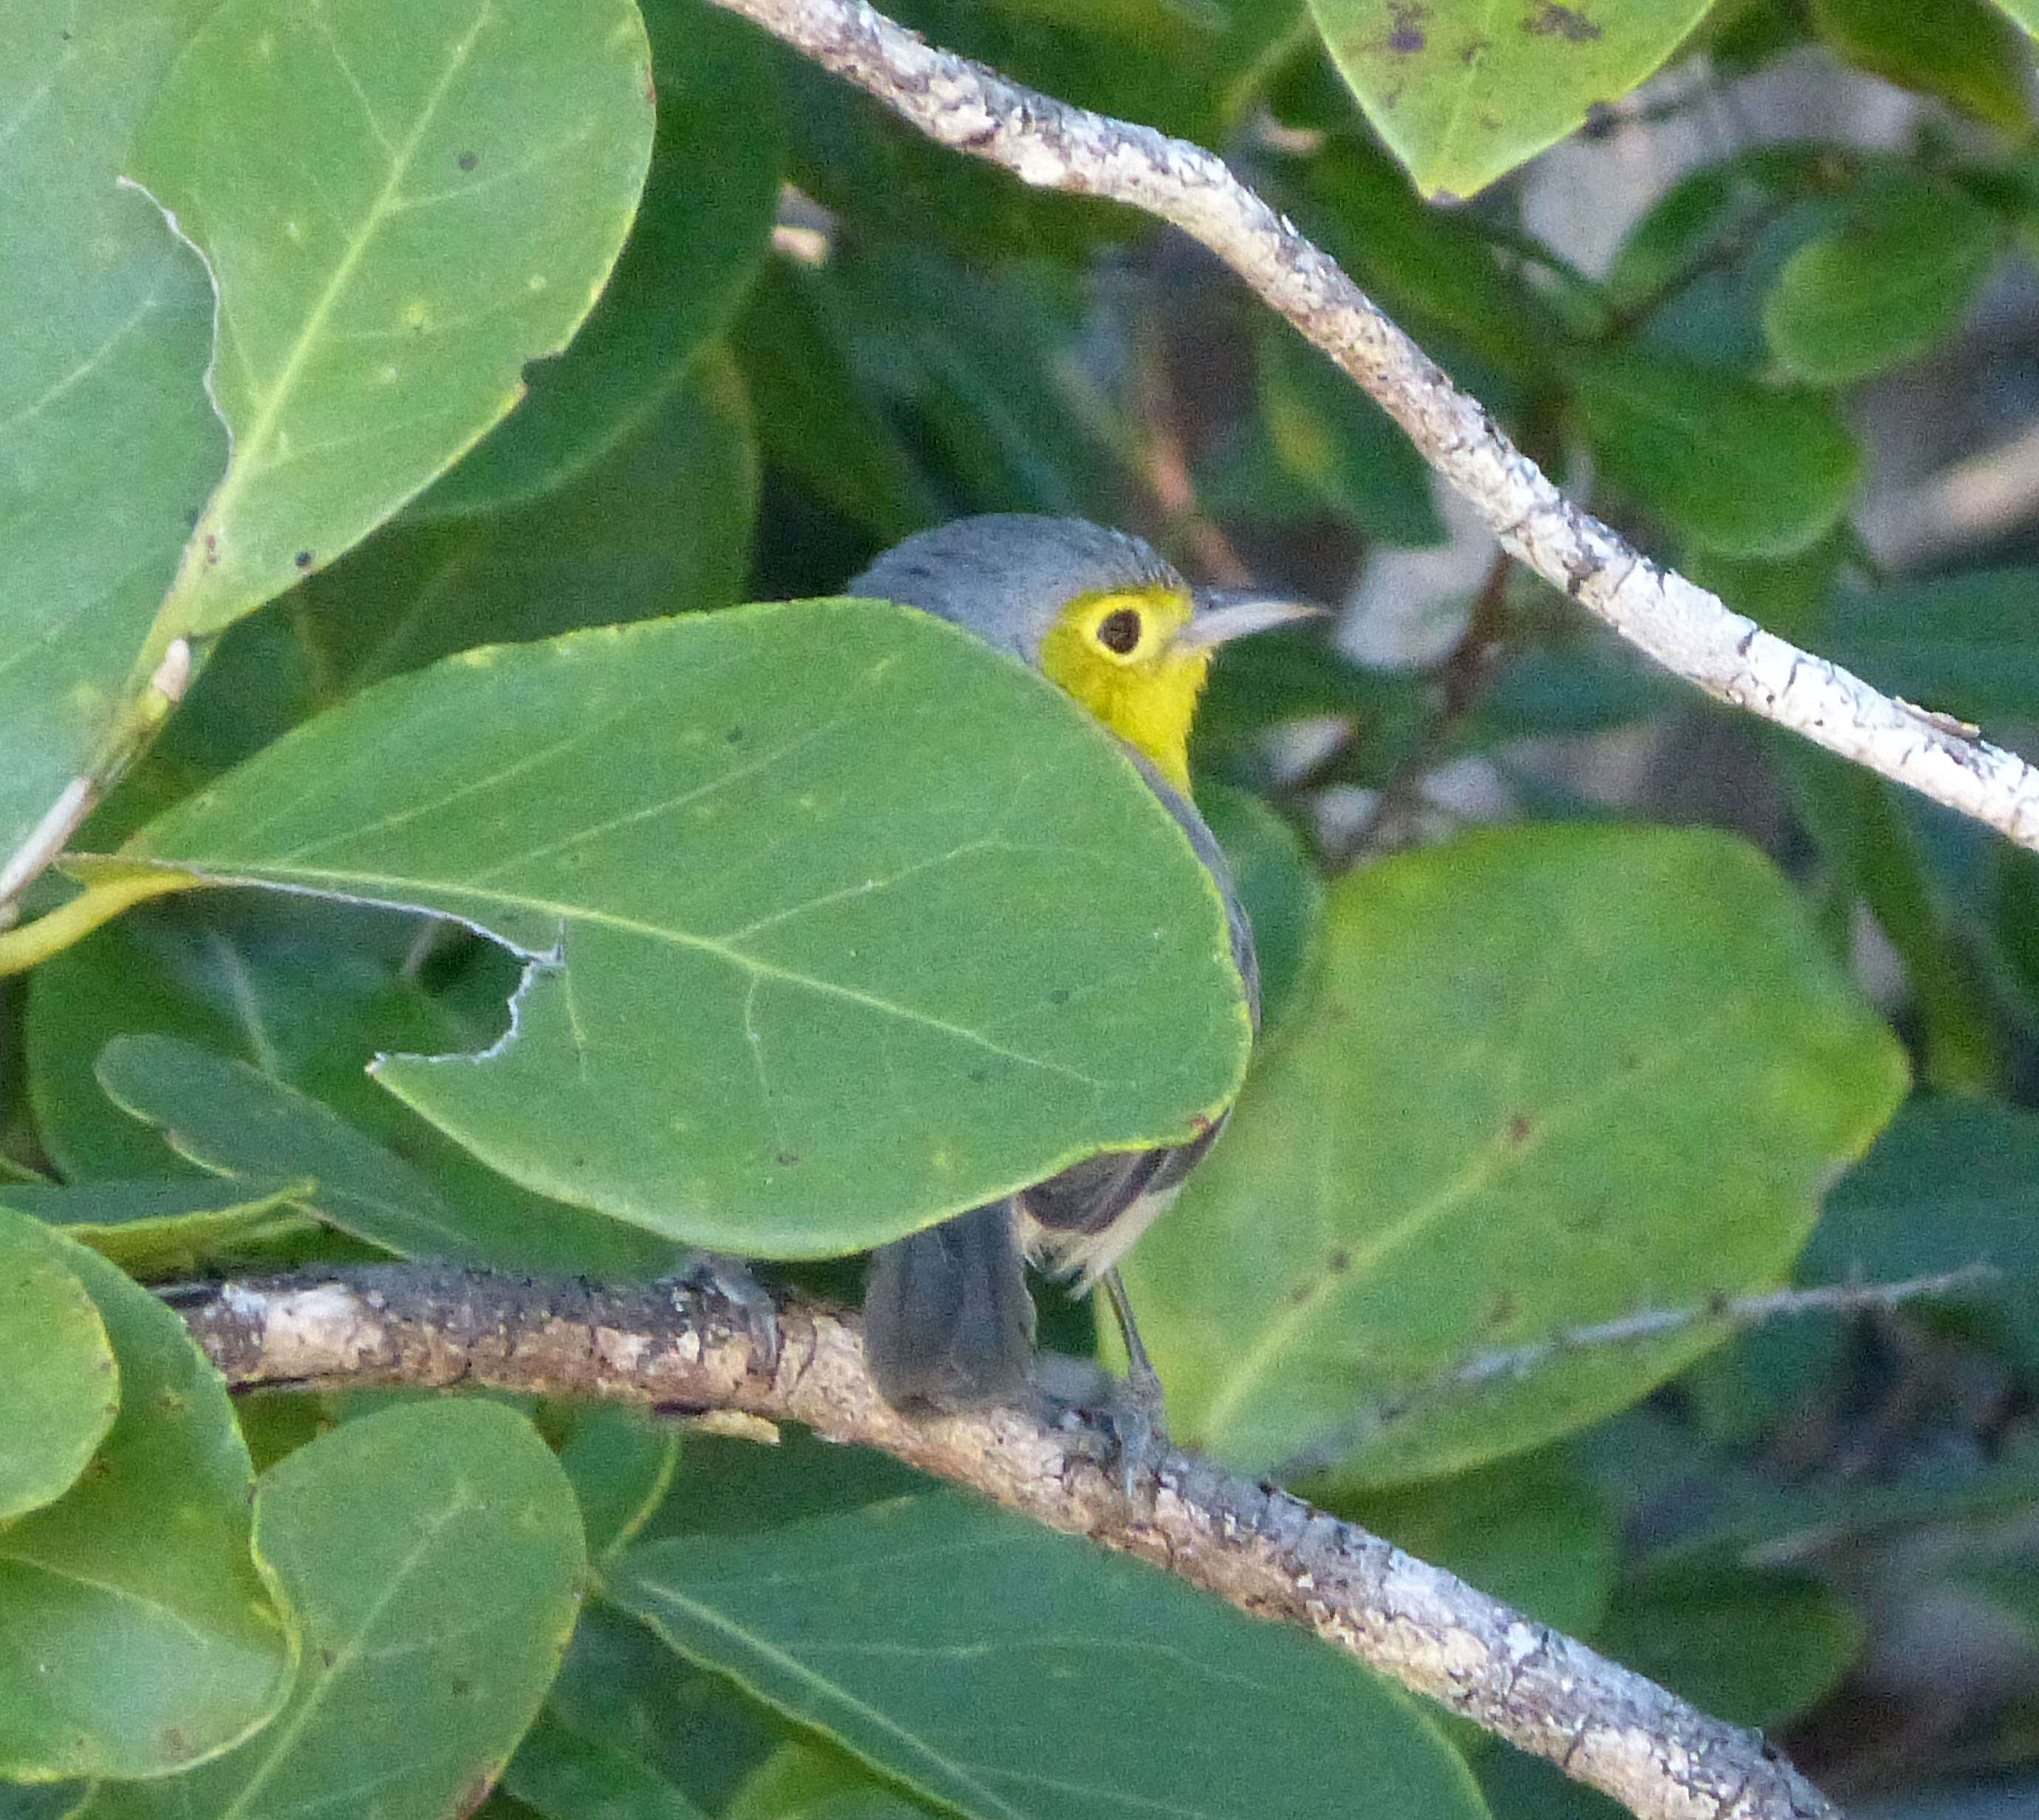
(666, 1251, 779, 1372)
(1096, 1266, 1169, 1478)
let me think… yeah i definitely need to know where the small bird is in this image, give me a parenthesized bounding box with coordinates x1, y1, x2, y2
(850, 515, 1319, 1420)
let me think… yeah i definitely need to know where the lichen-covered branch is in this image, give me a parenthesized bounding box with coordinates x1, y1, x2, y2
(175, 1267, 1841, 1820)
(708, 0, 2039, 855)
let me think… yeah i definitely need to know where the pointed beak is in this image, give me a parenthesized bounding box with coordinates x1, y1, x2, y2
(1175, 589, 1330, 653)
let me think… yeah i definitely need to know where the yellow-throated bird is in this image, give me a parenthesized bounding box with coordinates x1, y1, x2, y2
(850, 515, 1319, 1417)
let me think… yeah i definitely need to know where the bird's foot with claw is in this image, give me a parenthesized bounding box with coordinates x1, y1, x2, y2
(1033, 1352, 1170, 1500)
(666, 1251, 780, 1373)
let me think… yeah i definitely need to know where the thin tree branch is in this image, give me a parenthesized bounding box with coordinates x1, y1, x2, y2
(1274, 1265, 2002, 1481)
(706, 0, 2039, 856)
(176, 1266, 1840, 1820)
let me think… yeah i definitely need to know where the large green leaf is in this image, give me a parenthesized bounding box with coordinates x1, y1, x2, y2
(1573, 350, 1859, 557)
(0, 0, 224, 878)
(81, 1399, 585, 1820)
(129, 0, 655, 640)
(1127, 824, 1907, 1484)
(0, 1219, 116, 1523)
(1763, 170, 2000, 384)
(1308, 0, 1712, 198)
(0, 1212, 290, 1782)
(100, 603, 1251, 1255)
(609, 1491, 1490, 1820)
(413, 0, 782, 519)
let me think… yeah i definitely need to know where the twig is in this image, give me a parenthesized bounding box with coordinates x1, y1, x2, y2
(175, 1265, 1841, 1820)
(1274, 1266, 2003, 1482)
(703, 0, 2039, 857)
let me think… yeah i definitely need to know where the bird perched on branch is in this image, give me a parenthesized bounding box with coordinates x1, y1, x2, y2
(849, 515, 1319, 1425)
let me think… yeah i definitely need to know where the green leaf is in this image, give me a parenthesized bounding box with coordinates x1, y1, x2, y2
(0, 1175, 312, 1279)
(414, 0, 782, 519)
(292, 346, 757, 695)
(1763, 171, 2000, 384)
(505, 1708, 714, 1820)
(723, 1743, 927, 1820)
(103, 603, 1252, 1256)
(609, 1491, 1490, 1820)
(129, 0, 656, 638)
(1251, 326, 1446, 545)
(1573, 350, 1859, 557)
(96, 1034, 675, 1277)
(1814, 0, 2032, 135)
(1297, 137, 1562, 377)
(0, 1221, 116, 1523)
(731, 258, 935, 544)
(1307, 0, 1712, 199)
(1823, 568, 2039, 726)
(1197, 784, 1324, 1041)
(1593, 1564, 1862, 1729)
(1802, 1096, 2039, 1371)
(541, 1603, 787, 1816)
(81, 1399, 586, 1820)
(0, 0, 225, 874)
(557, 1405, 682, 1562)
(0, 1211, 289, 1782)
(1127, 824, 1908, 1483)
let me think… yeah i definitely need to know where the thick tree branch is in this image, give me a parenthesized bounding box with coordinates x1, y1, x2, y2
(708, 0, 2039, 855)
(176, 1267, 1840, 1820)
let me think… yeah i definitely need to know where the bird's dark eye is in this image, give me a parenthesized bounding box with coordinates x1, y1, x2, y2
(1096, 607, 1143, 655)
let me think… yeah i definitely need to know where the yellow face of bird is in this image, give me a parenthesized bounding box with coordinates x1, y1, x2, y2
(1034, 586, 1210, 794)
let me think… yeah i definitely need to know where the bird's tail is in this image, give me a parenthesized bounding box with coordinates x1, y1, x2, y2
(864, 1200, 1036, 1411)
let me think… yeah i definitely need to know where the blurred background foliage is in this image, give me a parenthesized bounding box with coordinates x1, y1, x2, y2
(11, 0, 2039, 1816)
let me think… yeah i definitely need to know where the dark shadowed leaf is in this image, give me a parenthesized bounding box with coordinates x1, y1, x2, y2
(1801, 1095, 2039, 1370)
(1812, 0, 2032, 134)
(1574, 350, 1859, 556)
(1823, 568, 2039, 726)
(1763, 170, 1999, 384)
(0, 1174, 312, 1279)
(1594, 1564, 1862, 1729)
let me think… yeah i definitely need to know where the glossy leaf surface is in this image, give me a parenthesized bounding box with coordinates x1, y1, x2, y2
(82, 1399, 584, 1820)
(1308, 0, 1712, 198)
(610, 1491, 1489, 1820)
(0, 1214, 288, 1782)
(129, 0, 655, 635)
(1130, 824, 1907, 1483)
(109, 603, 1251, 1255)
(0, 0, 223, 872)
(0, 1219, 116, 1523)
